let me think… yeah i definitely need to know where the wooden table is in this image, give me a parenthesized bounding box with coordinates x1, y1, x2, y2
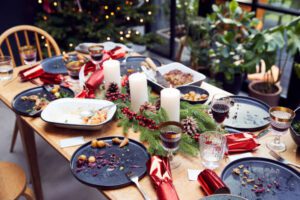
(1, 65, 299, 200)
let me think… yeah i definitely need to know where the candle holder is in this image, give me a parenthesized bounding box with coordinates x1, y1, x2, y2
(88, 45, 104, 70)
(159, 121, 183, 169)
(19, 45, 37, 65)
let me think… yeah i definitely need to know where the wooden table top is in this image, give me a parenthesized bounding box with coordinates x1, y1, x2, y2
(1, 65, 299, 200)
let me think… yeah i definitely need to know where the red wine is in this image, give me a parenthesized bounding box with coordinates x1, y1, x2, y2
(91, 54, 103, 62)
(160, 131, 181, 151)
(270, 124, 289, 132)
(24, 56, 36, 62)
(211, 103, 229, 123)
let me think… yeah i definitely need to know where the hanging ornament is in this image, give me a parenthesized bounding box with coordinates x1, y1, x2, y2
(76, 0, 83, 12)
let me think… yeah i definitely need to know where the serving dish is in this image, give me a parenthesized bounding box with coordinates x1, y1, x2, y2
(142, 62, 206, 93)
(291, 106, 300, 146)
(70, 136, 149, 189)
(41, 98, 116, 130)
(221, 157, 300, 200)
(177, 85, 209, 104)
(223, 96, 270, 131)
(12, 85, 74, 117)
(120, 56, 161, 76)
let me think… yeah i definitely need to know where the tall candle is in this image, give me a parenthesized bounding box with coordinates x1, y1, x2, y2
(161, 88, 180, 122)
(103, 59, 121, 89)
(129, 73, 149, 112)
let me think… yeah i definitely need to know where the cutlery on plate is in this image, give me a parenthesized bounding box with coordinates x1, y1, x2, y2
(269, 149, 300, 169)
(28, 109, 41, 117)
(80, 104, 116, 118)
(126, 171, 151, 200)
(144, 57, 169, 88)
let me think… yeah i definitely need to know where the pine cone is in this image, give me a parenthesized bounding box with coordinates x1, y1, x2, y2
(107, 82, 119, 94)
(181, 117, 198, 136)
(140, 102, 157, 113)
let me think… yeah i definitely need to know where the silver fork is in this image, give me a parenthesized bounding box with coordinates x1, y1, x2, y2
(269, 150, 300, 169)
(126, 172, 151, 200)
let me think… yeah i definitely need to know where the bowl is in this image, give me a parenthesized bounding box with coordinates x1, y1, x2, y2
(177, 85, 209, 104)
(291, 107, 300, 146)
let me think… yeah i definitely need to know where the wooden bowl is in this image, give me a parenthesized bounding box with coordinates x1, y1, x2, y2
(177, 85, 209, 104)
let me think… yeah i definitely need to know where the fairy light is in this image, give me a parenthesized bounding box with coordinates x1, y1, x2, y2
(38, 0, 42, 4)
(128, 30, 131, 34)
(105, 15, 109, 19)
(107, 37, 111, 41)
(45, 43, 48, 47)
(104, 6, 108, 10)
(145, 0, 149, 2)
(148, 11, 152, 15)
(69, 43, 73, 47)
(117, 6, 121, 11)
(53, 1, 58, 6)
(140, 18, 144, 23)
(111, 12, 114, 16)
(126, 16, 130, 21)
(43, 15, 48, 21)
(120, 31, 124, 35)
(120, 36, 124, 41)
(41, 36, 45, 39)
(135, 31, 140, 35)
(125, 34, 130, 38)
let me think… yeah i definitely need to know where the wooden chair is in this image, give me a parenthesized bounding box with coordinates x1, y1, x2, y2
(0, 25, 61, 152)
(0, 162, 35, 200)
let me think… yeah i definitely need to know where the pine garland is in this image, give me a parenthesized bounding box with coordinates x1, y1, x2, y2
(106, 86, 216, 157)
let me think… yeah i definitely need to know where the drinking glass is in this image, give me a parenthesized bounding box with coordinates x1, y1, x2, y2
(210, 94, 233, 128)
(20, 45, 37, 65)
(267, 106, 295, 152)
(88, 45, 104, 70)
(0, 56, 13, 81)
(199, 131, 227, 169)
(159, 121, 183, 169)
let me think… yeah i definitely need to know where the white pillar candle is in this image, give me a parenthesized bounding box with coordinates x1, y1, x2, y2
(160, 88, 180, 122)
(129, 73, 149, 112)
(103, 59, 121, 89)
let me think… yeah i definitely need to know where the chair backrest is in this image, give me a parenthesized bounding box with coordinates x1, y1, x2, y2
(0, 25, 61, 67)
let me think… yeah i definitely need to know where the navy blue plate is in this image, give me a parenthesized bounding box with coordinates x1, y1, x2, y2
(177, 85, 209, 104)
(221, 157, 300, 200)
(200, 194, 247, 200)
(120, 56, 161, 76)
(223, 96, 270, 131)
(41, 55, 68, 74)
(70, 136, 150, 189)
(12, 85, 74, 117)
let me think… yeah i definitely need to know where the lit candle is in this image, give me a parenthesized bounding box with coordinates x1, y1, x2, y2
(129, 73, 149, 112)
(161, 88, 180, 122)
(103, 59, 121, 89)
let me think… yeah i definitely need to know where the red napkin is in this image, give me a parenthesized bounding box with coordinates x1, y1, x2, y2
(198, 169, 230, 195)
(19, 65, 45, 81)
(147, 156, 179, 200)
(39, 73, 64, 84)
(226, 133, 260, 154)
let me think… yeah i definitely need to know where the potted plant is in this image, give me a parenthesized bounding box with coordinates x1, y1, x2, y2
(246, 17, 300, 106)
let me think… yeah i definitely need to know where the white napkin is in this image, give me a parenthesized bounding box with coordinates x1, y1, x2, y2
(60, 136, 85, 148)
(228, 152, 253, 162)
(187, 169, 202, 181)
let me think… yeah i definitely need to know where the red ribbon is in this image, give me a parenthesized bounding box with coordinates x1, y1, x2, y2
(198, 169, 230, 195)
(226, 133, 260, 154)
(147, 156, 179, 200)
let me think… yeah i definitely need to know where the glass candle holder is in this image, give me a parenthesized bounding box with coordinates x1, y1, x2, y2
(88, 45, 104, 70)
(20, 45, 37, 65)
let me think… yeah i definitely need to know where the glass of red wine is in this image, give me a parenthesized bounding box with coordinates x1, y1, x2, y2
(159, 121, 183, 169)
(210, 94, 233, 129)
(20, 45, 37, 65)
(88, 45, 104, 70)
(267, 106, 295, 152)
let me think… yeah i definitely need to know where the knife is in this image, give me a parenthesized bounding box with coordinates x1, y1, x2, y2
(145, 58, 170, 88)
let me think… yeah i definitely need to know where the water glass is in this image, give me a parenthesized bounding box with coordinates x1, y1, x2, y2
(0, 56, 13, 81)
(267, 106, 295, 152)
(199, 131, 227, 169)
(20, 45, 37, 65)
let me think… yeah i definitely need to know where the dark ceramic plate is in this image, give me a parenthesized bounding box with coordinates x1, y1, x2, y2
(200, 194, 247, 200)
(221, 157, 300, 200)
(223, 96, 270, 131)
(41, 55, 68, 74)
(120, 56, 162, 76)
(291, 107, 300, 146)
(12, 85, 74, 117)
(177, 85, 209, 104)
(70, 136, 150, 189)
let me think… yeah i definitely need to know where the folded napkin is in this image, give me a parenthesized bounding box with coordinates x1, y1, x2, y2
(148, 156, 179, 200)
(75, 41, 132, 54)
(226, 133, 260, 154)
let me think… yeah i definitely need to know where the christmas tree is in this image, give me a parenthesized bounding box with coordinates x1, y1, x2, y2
(35, 0, 157, 51)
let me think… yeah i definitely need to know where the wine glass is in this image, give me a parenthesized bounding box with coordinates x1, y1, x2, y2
(210, 94, 233, 129)
(159, 121, 183, 169)
(19, 45, 37, 65)
(0, 56, 13, 81)
(199, 131, 227, 169)
(88, 45, 104, 70)
(267, 106, 295, 152)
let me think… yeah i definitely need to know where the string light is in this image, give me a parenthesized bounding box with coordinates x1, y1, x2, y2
(140, 18, 144, 23)
(45, 43, 48, 47)
(104, 6, 108, 10)
(125, 34, 130, 38)
(120, 36, 124, 41)
(53, 1, 58, 6)
(148, 11, 152, 15)
(69, 43, 73, 47)
(43, 15, 48, 21)
(126, 16, 130, 21)
(135, 31, 140, 35)
(105, 15, 109, 19)
(110, 12, 114, 16)
(145, 0, 149, 2)
(38, 0, 42, 4)
(120, 31, 124, 35)
(107, 37, 111, 41)
(117, 6, 121, 11)
(128, 30, 131, 34)
(41, 36, 45, 39)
